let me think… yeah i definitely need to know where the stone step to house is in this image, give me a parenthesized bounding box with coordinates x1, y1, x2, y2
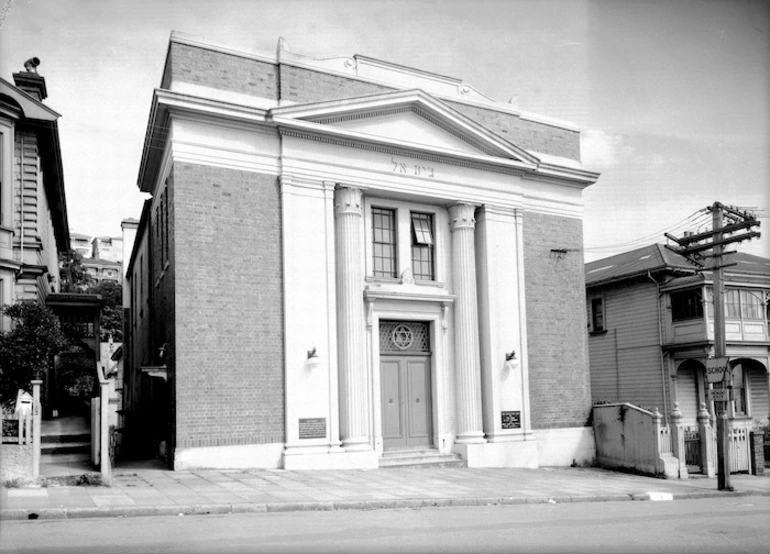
(378, 451, 466, 468)
(41, 441, 90, 456)
(41, 433, 90, 444)
(41, 451, 92, 464)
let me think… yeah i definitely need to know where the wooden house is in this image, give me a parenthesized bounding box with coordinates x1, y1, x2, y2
(586, 244, 770, 473)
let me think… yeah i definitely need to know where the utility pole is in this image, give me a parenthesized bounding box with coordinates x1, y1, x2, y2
(665, 201, 760, 491)
(711, 205, 730, 491)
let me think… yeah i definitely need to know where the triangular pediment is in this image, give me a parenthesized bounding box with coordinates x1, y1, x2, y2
(269, 89, 539, 165)
(320, 108, 490, 156)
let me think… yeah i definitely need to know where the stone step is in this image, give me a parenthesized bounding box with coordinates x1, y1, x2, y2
(41, 441, 90, 456)
(41, 452, 92, 464)
(378, 451, 466, 468)
(41, 433, 90, 444)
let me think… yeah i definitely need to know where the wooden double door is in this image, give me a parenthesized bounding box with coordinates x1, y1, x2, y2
(380, 355, 433, 451)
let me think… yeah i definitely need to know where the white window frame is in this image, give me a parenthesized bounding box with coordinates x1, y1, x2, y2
(587, 293, 606, 334)
(364, 196, 446, 285)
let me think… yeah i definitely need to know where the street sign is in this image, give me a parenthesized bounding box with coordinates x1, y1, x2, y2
(711, 388, 729, 402)
(705, 357, 730, 384)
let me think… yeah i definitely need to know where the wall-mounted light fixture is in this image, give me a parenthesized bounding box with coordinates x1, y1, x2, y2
(504, 350, 519, 371)
(305, 347, 320, 370)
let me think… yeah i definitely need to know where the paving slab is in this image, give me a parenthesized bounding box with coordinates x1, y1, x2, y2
(2, 465, 769, 521)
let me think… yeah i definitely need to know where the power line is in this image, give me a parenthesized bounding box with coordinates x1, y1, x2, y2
(584, 209, 711, 252)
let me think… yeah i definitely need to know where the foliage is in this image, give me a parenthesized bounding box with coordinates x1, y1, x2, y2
(58, 249, 94, 292)
(4, 473, 105, 488)
(0, 301, 69, 409)
(85, 280, 123, 342)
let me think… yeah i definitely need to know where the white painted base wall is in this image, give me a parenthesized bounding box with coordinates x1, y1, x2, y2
(536, 427, 596, 466)
(284, 449, 378, 470)
(170, 429, 595, 471)
(454, 440, 539, 468)
(173, 443, 284, 470)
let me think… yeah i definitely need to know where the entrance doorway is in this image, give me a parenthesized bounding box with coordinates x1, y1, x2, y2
(379, 321, 433, 451)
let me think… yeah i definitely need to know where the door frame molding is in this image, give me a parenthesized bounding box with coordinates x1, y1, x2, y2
(365, 293, 452, 457)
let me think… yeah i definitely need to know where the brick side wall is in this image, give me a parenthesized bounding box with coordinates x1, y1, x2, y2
(149, 172, 176, 463)
(279, 65, 392, 103)
(164, 42, 278, 98)
(161, 42, 580, 161)
(447, 102, 581, 160)
(523, 212, 591, 429)
(172, 163, 284, 448)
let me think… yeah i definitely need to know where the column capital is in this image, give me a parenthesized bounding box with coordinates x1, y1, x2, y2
(449, 203, 477, 231)
(335, 186, 363, 217)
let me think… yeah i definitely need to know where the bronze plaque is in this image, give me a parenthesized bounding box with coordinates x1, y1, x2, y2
(501, 411, 521, 430)
(298, 417, 327, 439)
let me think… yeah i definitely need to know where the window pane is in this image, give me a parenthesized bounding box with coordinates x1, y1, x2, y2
(411, 212, 434, 280)
(411, 213, 433, 245)
(725, 289, 740, 319)
(671, 289, 703, 322)
(372, 208, 397, 278)
(591, 298, 604, 331)
(740, 290, 762, 320)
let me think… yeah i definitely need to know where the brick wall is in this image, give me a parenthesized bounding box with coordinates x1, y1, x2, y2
(163, 41, 580, 161)
(523, 212, 591, 429)
(163, 42, 278, 98)
(279, 65, 392, 103)
(447, 102, 581, 160)
(171, 163, 284, 449)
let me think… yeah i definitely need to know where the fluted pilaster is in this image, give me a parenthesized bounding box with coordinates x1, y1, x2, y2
(335, 186, 369, 450)
(449, 203, 485, 444)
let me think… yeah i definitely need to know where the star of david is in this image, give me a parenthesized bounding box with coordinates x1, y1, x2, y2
(391, 325, 414, 350)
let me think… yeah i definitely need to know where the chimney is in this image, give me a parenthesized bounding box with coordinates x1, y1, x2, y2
(13, 57, 48, 101)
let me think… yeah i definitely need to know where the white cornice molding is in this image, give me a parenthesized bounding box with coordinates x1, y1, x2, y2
(278, 127, 530, 177)
(363, 287, 455, 305)
(137, 88, 598, 195)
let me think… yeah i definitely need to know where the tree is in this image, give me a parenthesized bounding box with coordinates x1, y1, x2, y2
(0, 301, 69, 410)
(87, 280, 123, 342)
(58, 249, 94, 292)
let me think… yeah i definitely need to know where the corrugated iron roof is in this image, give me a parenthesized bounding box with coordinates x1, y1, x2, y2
(585, 244, 770, 288)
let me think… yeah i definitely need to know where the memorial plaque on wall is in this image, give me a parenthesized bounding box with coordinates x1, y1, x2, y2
(501, 411, 521, 430)
(298, 417, 327, 439)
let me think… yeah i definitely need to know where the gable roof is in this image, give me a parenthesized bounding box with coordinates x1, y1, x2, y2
(0, 76, 61, 121)
(585, 244, 698, 287)
(0, 76, 69, 251)
(586, 244, 770, 288)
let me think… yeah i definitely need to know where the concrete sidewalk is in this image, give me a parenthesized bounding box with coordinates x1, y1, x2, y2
(2, 464, 769, 521)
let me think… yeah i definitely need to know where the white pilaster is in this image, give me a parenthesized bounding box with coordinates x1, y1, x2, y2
(449, 202, 485, 444)
(335, 186, 370, 450)
(476, 206, 528, 441)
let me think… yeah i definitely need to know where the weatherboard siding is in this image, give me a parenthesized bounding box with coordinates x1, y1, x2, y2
(588, 281, 665, 410)
(749, 370, 770, 422)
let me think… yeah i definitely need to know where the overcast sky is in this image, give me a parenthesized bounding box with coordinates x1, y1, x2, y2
(1, 0, 768, 261)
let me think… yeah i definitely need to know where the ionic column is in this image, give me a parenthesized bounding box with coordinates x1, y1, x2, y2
(335, 186, 369, 451)
(449, 203, 485, 444)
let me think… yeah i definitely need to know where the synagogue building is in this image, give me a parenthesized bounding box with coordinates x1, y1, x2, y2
(123, 33, 600, 470)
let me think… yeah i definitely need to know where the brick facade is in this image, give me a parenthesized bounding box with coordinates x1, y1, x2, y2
(448, 102, 581, 161)
(162, 42, 278, 98)
(171, 163, 284, 449)
(163, 41, 580, 161)
(523, 212, 592, 429)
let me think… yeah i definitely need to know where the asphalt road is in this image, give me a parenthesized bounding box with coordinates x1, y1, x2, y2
(1, 497, 768, 554)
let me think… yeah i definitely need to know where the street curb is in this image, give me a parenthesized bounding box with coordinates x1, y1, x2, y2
(1, 490, 767, 521)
